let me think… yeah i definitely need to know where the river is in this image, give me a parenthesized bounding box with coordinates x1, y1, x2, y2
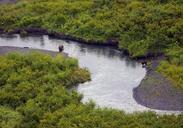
(0, 34, 180, 114)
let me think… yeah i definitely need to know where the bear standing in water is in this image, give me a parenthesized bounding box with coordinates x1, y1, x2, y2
(141, 61, 147, 68)
(58, 45, 64, 52)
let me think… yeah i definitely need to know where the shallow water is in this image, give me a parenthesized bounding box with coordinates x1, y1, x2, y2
(0, 34, 181, 114)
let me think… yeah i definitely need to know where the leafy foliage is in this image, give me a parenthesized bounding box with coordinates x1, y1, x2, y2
(0, 52, 90, 127)
(0, 106, 22, 128)
(0, 52, 182, 128)
(166, 46, 183, 66)
(158, 46, 183, 89)
(0, 1, 183, 127)
(158, 61, 183, 89)
(0, 0, 182, 57)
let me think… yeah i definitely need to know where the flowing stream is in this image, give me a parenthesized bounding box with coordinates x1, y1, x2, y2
(0, 34, 180, 114)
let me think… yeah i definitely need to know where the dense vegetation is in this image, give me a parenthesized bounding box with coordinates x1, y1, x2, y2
(0, 52, 89, 128)
(0, 0, 182, 88)
(0, 52, 183, 128)
(0, 1, 182, 127)
(158, 46, 183, 89)
(0, 0, 182, 57)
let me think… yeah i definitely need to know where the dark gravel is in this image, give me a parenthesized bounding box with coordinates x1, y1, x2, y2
(133, 57, 183, 111)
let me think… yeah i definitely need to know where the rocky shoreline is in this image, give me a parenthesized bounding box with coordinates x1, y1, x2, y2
(133, 57, 183, 111)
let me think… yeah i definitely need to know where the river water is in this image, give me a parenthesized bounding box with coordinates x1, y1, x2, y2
(0, 34, 180, 114)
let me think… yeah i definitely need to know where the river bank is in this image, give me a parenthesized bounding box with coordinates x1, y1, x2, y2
(133, 56, 183, 111)
(0, 0, 182, 111)
(0, 46, 67, 56)
(0, 34, 182, 112)
(0, 28, 119, 47)
(0, 28, 165, 60)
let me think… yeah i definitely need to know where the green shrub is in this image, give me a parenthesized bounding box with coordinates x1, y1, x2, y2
(0, 106, 22, 128)
(0, 1, 183, 127)
(0, 0, 182, 57)
(0, 52, 182, 127)
(166, 46, 183, 66)
(158, 61, 183, 89)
